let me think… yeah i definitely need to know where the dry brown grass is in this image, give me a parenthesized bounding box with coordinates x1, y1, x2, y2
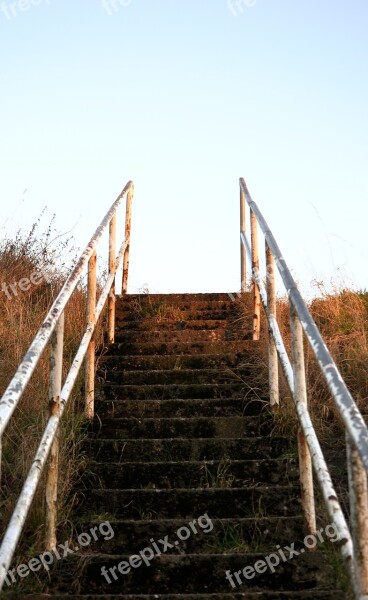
(0, 217, 106, 559)
(276, 286, 368, 437)
(234, 282, 368, 440)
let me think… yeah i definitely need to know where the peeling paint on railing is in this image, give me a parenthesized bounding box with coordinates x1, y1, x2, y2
(240, 177, 368, 474)
(240, 176, 368, 598)
(0, 182, 132, 591)
(0, 181, 133, 438)
(241, 225, 359, 593)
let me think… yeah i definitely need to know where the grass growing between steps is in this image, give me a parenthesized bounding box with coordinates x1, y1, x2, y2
(206, 522, 255, 554)
(0, 220, 106, 579)
(128, 290, 187, 323)
(200, 457, 235, 489)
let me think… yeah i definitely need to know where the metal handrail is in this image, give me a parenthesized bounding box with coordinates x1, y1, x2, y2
(0, 180, 134, 589)
(239, 177, 368, 599)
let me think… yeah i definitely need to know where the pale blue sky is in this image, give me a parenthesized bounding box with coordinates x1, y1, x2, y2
(1, 0, 367, 296)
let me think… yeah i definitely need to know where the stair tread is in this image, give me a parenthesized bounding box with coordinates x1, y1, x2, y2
(91, 485, 298, 492)
(35, 551, 340, 594)
(79, 515, 304, 524)
(37, 551, 333, 562)
(25, 593, 347, 599)
(106, 341, 256, 355)
(101, 368, 252, 375)
(116, 320, 236, 329)
(86, 436, 286, 442)
(88, 459, 289, 465)
(117, 293, 239, 301)
(25, 594, 347, 599)
(90, 416, 264, 423)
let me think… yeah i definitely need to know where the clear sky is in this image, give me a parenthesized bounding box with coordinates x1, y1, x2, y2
(1, 0, 367, 297)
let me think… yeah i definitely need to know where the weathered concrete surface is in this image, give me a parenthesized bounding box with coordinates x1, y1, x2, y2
(84, 436, 292, 462)
(19, 293, 348, 599)
(94, 397, 268, 418)
(84, 458, 299, 490)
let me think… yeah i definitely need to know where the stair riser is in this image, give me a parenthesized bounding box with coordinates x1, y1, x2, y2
(84, 438, 292, 462)
(117, 292, 238, 304)
(87, 488, 301, 519)
(88, 460, 299, 490)
(116, 309, 240, 322)
(89, 417, 270, 440)
(76, 517, 305, 555)
(114, 331, 251, 344)
(94, 398, 267, 419)
(23, 593, 347, 599)
(45, 552, 335, 595)
(99, 383, 267, 401)
(116, 320, 236, 331)
(105, 341, 257, 356)
(101, 369, 253, 386)
(99, 354, 256, 371)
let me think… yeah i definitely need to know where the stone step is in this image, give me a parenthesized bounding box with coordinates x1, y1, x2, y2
(115, 308, 241, 322)
(74, 516, 305, 555)
(117, 293, 238, 303)
(114, 330, 251, 344)
(87, 486, 300, 519)
(94, 398, 267, 419)
(105, 341, 256, 356)
(87, 459, 299, 490)
(99, 383, 263, 401)
(116, 304, 242, 320)
(100, 368, 253, 386)
(116, 320, 238, 331)
(88, 416, 270, 440)
(98, 353, 258, 372)
(84, 437, 292, 462)
(36, 551, 337, 595)
(23, 593, 347, 600)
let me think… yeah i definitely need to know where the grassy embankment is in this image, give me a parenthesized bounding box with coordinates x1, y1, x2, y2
(0, 220, 366, 593)
(0, 217, 106, 566)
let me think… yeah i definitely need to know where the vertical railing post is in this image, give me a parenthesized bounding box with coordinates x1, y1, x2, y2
(240, 185, 246, 292)
(85, 250, 97, 419)
(250, 209, 261, 340)
(45, 312, 64, 550)
(266, 242, 279, 407)
(289, 302, 316, 541)
(108, 214, 117, 344)
(346, 434, 368, 596)
(122, 184, 134, 295)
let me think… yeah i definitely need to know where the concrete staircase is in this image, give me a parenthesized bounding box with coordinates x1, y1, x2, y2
(31, 293, 346, 599)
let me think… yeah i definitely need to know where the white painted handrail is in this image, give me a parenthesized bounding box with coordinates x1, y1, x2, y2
(239, 177, 368, 600)
(0, 180, 134, 589)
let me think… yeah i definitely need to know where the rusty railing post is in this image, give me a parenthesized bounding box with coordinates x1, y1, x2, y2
(289, 302, 316, 541)
(45, 312, 64, 550)
(346, 433, 368, 596)
(240, 184, 246, 292)
(107, 214, 117, 344)
(85, 250, 97, 418)
(122, 184, 134, 294)
(250, 208, 261, 340)
(266, 242, 279, 407)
